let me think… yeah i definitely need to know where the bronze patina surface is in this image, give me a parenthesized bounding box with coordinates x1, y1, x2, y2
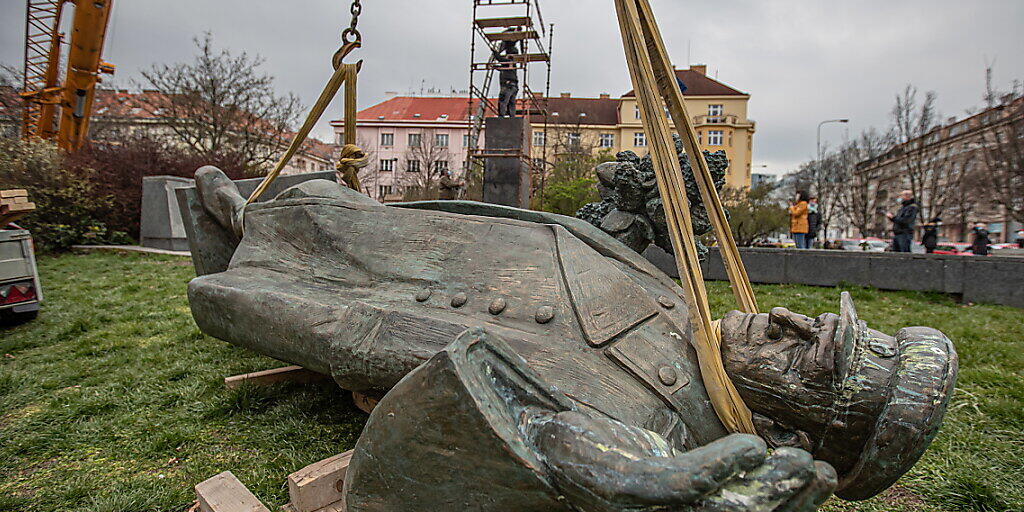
(185, 168, 957, 511)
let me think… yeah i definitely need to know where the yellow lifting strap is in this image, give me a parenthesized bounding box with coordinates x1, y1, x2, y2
(246, 42, 366, 205)
(615, 0, 758, 434)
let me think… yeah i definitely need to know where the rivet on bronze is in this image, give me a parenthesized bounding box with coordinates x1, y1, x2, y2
(489, 297, 507, 315)
(535, 305, 555, 324)
(451, 293, 468, 308)
(415, 289, 432, 302)
(658, 366, 678, 386)
(657, 296, 675, 309)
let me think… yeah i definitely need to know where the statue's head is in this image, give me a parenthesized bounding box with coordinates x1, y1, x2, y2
(719, 292, 957, 500)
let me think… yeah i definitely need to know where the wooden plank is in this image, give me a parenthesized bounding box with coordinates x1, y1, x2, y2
(4, 202, 35, 212)
(475, 16, 531, 28)
(224, 366, 330, 390)
(511, 53, 550, 63)
(286, 451, 353, 512)
(351, 391, 382, 414)
(195, 471, 270, 512)
(0, 189, 28, 199)
(485, 30, 539, 42)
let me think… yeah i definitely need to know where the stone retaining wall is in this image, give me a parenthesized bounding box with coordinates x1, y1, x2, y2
(643, 246, 1024, 308)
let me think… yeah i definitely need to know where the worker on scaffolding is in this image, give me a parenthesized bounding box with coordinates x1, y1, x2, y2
(493, 30, 520, 117)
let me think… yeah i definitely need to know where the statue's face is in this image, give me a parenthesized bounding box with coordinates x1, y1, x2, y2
(719, 307, 885, 451)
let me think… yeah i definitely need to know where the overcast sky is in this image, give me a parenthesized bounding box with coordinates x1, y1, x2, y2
(2, 0, 1022, 175)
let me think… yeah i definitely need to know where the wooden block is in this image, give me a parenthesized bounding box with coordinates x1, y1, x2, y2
(0, 189, 28, 199)
(351, 391, 381, 415)
(5, 202, 35, 212)
(224, 365, 330, 390)
(13, 197, 28, 204)
(195, 471, 270, 512)
(286, 451, 353, 512)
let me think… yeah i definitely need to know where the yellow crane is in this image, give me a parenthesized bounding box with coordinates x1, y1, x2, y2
(20, 0, 115, 151)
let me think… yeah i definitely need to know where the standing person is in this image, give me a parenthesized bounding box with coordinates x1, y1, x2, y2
(806, 196, 822, 249)
(1016, 228, 1024, 249)
(789, 190, 810, 249)
(886, 190, 918, 253)
(971, 223, 991, 256)
(921, 217, 941, 254)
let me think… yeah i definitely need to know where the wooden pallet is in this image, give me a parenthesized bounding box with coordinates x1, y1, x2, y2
(195, 451, 354, 512)
(0, 189, 35, 226)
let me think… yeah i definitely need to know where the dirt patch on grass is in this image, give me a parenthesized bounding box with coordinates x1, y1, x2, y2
(882, 485, 928, 509)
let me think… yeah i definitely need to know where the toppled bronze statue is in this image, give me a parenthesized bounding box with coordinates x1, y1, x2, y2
(577, 136, 728, 259)
(185, 167, 957, 511)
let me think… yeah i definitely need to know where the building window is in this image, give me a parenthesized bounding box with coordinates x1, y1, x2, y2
(463, 134, 471, 147)
(378, 185, 393, 198)
(634, 132, 647, 147)
(707, 130, 724, 146)
(433, 160, 450, 173)
(599, 133, 615, 148)
(335, 132, 344, 145)
(380, 158, 396, 172)
(435, 133, 449, 147)
(567, 132, 582, 147)
(408, 133, 421, 147)
(533, 131, 546, 147)
(634, 105, 641, 120)
(708, 104, 724, 123)
(532, 158, 546, 169)
(407, 160, 421, 173)
(381, 133, 394, 146)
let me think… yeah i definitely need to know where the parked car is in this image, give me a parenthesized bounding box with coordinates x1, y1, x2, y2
(1, 223, 42, 323)
(932, 243, 974, 255)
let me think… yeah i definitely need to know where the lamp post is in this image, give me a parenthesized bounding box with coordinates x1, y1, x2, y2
(817, 119, 849, 164)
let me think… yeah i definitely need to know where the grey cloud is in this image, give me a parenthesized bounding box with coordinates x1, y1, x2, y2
(2, 0, 1021, 175)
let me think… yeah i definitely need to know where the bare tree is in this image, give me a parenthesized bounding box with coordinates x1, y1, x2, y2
(890, 84, 953, 223)
(839, 128, 892, 237)
(137, 33, 301, 172)
(787, 146, 847, 240)
(976, 66, 1024, 224)
(400, 129, 453, 201)
(1, 63, 23, 138)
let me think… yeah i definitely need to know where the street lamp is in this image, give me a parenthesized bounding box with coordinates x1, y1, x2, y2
(817, 119, 849, 163)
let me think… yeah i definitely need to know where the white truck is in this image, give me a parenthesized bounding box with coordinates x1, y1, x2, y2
(0, 224, 42, 322)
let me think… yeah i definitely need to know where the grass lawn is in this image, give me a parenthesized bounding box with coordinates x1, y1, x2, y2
(1, 252, 1021, 512)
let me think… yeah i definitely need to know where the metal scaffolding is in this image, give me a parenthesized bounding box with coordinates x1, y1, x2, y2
(465, 0, 553, 193)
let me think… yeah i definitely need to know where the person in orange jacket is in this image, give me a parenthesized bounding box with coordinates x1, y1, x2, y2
(789, 190, 810, 249)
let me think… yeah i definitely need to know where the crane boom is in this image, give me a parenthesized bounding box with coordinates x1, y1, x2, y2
(20, 0, 114, 151)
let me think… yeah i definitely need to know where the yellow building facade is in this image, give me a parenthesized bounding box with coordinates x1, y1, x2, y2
(529, 65, 756, 189)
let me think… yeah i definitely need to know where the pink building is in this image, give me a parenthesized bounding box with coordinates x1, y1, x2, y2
(332, 96, 480, 202)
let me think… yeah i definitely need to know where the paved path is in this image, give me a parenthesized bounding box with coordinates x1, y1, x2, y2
(72, 245, 191, 257)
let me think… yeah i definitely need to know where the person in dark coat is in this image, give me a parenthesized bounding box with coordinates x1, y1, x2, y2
(806, 196, 822, 249)
(971, 223, 991, 256)
(921, 217, 941, 254)
(887, 190, 919, 253)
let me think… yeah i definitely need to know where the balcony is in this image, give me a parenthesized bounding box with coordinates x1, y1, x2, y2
(694, 114, 740, 126)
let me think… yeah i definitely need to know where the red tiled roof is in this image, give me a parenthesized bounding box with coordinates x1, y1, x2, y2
(622, 69, 746, 97)
(356, 96, 475, 122)
(533, 97, 620, 126)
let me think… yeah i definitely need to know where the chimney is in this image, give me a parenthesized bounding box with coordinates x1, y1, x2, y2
(532, 91, 544, 99)
(599, 93, 611, 99)
(384, 91, 399, 99)
(690, 64, 707, 75)
(560, 92, 571, 98)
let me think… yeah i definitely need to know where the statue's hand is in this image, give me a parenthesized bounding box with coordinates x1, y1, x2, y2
(529, 411, 836, 512)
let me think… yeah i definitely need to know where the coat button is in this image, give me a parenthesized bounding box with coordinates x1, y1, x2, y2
(657, 296, 676, 309)
(535, 305, 555, 324)
(658, 366, 678, 386)
(415, 289, 432, 302)
(451, 293, 468, 308)
(489, 297, 507, 315)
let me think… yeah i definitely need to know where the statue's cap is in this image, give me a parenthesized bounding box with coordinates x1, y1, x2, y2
(831, 292, 958, 500)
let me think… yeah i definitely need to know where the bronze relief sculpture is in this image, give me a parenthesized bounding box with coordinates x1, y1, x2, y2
(184, 167, 957, 511)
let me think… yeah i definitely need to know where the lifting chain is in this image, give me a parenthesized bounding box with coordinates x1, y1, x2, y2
(342, 0, 362, 45)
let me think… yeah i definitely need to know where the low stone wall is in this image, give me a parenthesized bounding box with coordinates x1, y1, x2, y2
(643, 246, 1024, 308)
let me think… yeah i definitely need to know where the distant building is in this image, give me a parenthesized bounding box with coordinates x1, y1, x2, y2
(856, 94, 1023, 242)
(751, 173, 777, 189)
(340, 64, 756, 202)
(0, 87, 337, 175)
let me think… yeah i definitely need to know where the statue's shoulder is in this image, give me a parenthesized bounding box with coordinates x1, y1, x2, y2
(392, 201, 673, 286)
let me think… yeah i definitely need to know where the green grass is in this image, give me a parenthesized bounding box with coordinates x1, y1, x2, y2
(1, 252, 1021, 511)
